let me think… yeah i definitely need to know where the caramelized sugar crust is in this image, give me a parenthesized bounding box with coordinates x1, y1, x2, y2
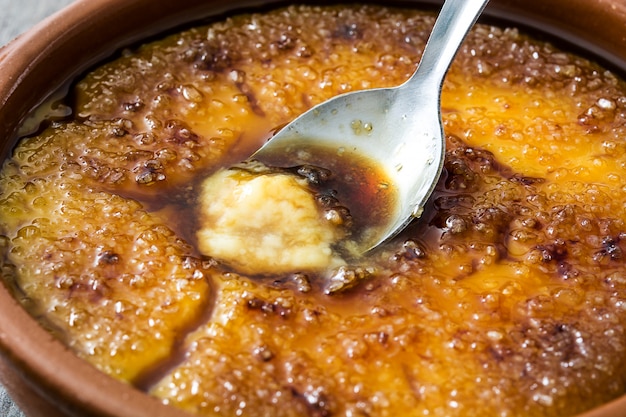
(0, 171, 212, 382)
(1, 4, 626, 417)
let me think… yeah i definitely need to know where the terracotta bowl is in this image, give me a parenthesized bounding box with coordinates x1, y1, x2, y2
(1, 0, 626, 416)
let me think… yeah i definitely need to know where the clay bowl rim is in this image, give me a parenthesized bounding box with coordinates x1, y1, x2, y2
(1, 0, 626, 416)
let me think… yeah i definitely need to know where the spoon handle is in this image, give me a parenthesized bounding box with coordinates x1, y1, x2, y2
(408, 0, 490, 89)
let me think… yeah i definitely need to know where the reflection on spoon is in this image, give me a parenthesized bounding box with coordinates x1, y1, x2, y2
(251, 0, 490, 252)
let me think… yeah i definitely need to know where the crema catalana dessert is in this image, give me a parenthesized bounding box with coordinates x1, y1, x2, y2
(1, 4, 626, 417)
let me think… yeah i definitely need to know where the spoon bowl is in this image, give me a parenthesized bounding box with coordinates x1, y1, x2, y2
(252, 0, 490, 251)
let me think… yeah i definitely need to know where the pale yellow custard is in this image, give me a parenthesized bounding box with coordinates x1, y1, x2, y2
(197, 167, 345, 274)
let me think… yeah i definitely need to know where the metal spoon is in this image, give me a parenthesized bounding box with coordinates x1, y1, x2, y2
(251, 0, 490, 252)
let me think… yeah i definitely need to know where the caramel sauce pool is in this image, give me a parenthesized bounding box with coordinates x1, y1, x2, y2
(256, 142, 399, 251)
(1, 4, 626, 417)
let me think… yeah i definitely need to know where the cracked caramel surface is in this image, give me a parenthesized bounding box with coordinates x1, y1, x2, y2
(2, 4, 626, 417)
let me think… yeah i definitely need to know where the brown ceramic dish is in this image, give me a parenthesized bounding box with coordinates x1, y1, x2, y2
(1, 0, 626, 416)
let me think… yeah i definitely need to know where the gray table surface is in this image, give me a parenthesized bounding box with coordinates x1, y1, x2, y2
(0, 1, 77, 415)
